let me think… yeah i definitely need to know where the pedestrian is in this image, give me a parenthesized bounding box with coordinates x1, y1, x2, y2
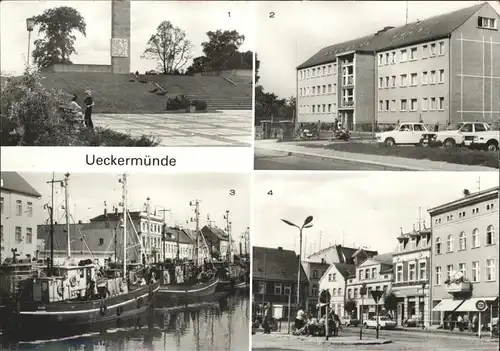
(448, 314, 455, 331)
(263, 303, 271, 334)
(472, 314, 478, 332)
(457, 314, 464, 331)
(84, 90, 95, 130)
(434, 121, 439, 132)
(334, 118, 339, 131)
(295, 306, 305, 331)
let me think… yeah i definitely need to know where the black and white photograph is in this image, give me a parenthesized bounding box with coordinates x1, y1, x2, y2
(255, 1, 500, 171)
(1, 0, 253, 147)
(0, 172, 250, 348)
(251, 171, 499, 351)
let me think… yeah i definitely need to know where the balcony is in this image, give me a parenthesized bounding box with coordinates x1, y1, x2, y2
(341, 100, 355, 108)
(445, 281, 472, 294)
(342, 75, 354, 86)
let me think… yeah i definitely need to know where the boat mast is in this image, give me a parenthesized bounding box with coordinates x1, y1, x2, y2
(176, 226, 180, 261)
(45, 172, 56, 273)
(121, 174, 128, 278)
(224, 210, 232, 263)
(146, 197, 151, 262)
(63, 173, 71, 259)
(190, 199, 200, 265)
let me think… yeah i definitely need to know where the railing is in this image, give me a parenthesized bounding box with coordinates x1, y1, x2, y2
(445, 281, 472, 293)
(341, 100, 355, 107)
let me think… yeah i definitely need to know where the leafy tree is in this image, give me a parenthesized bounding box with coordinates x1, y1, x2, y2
(344, 298, 357, 315)
(383, 291, 397, 316)
(142, 21, 193, 75)
(255, 53, 261, 84)
(186, 29, 253, 74)
(31, 6, 86, 69)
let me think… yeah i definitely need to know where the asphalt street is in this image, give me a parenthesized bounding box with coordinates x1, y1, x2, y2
(252, 327, 497, 351)
(254, 149, 408, 170)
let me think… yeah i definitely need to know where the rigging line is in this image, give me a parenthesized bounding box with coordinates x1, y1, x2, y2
(69, 213, 100, 269)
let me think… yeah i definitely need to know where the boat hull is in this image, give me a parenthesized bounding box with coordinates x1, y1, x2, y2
(1, 282, 159, 341)
(156, 277, 219, 301)
(234, 281, 249, 289)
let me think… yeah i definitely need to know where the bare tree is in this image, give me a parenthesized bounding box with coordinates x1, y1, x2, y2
(142, 21, 193, 74)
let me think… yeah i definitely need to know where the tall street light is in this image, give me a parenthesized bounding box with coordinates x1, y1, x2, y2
(281, 215, 313, 309)
(26, 17, 35, 67)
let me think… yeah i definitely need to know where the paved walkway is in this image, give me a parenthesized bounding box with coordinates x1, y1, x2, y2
(94, 110, 252, 147)
(255, 140, 496, 171)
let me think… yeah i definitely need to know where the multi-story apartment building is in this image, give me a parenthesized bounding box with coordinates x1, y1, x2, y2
(429, 187, 499, 328)
(346, 253, 393, 321)
(201, 225, 231, 260)
(302, 259, 330, 312)
(318, 262, 356, 317)
(163, 226, 194, 261)
(297, 2, 500, 130)
(252, 246, 308, 318)
(0, 172, 41, 263)
(392, 225, 432, 327)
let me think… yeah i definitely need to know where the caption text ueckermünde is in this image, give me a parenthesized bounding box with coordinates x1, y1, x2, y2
(86, 154, 176, 166)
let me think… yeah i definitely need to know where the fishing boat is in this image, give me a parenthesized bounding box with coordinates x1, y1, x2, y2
(1, 173, 159, 340)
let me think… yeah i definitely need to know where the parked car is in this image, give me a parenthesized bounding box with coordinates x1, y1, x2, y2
(340, 316, 360, 327)
(364, 316, 397, 329)
(423, 122, 496, 148)
(403, 316, 419, 327)
(145, 70, 160, 75)
(375, 123, 429, 146)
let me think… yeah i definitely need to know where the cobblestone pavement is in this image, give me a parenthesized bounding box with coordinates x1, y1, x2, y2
(94, 110, 252, 147)
(252, 328, 498, 351)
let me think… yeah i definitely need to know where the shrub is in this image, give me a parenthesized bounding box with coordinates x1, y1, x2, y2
(166, 95, 191, 111)
(194, 99, 207, 111)
(0, 70, 161, 146)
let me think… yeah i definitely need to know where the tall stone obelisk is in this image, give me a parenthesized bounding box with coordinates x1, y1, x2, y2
(111, 0, 131, 74)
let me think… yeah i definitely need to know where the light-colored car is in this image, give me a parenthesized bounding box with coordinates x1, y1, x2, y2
(364, 316, 397, 329)
(340, 316, 360, 327)
(430, 122, 494, 148)
(375, 123, 429, 146)
(471, 130, 499, 151)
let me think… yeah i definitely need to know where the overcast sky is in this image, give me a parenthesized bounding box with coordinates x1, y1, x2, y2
(19, 172, 250, 249)
(0, 0, 254, 76)
(253, 172, 499, 256)
(256, 1, 500, 98)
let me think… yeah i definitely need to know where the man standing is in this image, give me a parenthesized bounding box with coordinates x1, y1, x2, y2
(295, 306, 305, 331)
(84, 90, 95, 130)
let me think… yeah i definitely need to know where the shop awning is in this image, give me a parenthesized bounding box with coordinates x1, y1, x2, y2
(432, 299, 464, 312)
(455, 297, 498, 312)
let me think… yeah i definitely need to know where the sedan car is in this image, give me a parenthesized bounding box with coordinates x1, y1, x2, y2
(340, 316, 360, 327)
(364, 316, 397, 329)
(375, 123, 429, 146)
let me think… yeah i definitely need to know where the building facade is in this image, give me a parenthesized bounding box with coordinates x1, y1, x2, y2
(346, 253, 394, 321)
(429, 187, 499, 328)
(297, 3, 500, 130)
(302, 260, 330, 312)
(252, 246, 308, 319)
(318, 262, 356, 317)
(392, 225, 432, 326)
(0, 173, 41, 263)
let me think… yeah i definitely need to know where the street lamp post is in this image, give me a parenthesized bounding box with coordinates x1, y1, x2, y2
(26, 17, 35, 67)
(281, 216, 313, 310)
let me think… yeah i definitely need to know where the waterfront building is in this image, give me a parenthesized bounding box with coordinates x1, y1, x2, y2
(297, 2, 500, 130)
(0, 172, 41, 263)
(346, 253, 394, 321)
(201, 225, 231, 260)
(429, 187, 499, 328)
(252, 246, 308, 319)
(392, 224, 431, 327)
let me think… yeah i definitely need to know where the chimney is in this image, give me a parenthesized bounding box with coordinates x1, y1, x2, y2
(115, 207, 118, 215)
(78, 220, 82, 224)
(278, 246, 283, 250)
(104, 208, 107, 216)
(463, 189, 470, 197)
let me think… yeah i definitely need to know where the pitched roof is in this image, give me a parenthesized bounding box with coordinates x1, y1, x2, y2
(428, 186, 499, 215)
(307, 244, 378, 264)
(371, 253, 394, 265)
(332, 262, 356, 279)
(253, 246, 308, 282)
(0, 172, 41, 197)
(164, 226, 192, 244)
(201, 225, 229, 241)
(297, 2, 485, 69)
(89, 211, 142, 222)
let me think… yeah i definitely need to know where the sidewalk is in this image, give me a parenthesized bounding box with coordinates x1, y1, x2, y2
(393, 326, 498, 341)
(255, 140, 496, 171)
(253, 332, 391, 346)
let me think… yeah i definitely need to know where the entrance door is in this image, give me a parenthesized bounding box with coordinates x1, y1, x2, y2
(397, 302, 404, 325)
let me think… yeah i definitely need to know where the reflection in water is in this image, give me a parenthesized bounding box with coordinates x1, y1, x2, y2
(0, 294, 249, 351)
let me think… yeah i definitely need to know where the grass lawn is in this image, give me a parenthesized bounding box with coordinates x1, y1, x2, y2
(300, 142, 499, 169)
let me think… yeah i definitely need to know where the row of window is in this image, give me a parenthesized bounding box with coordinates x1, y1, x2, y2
(395, 260, 427, 283)
(378, 41, 445, 67)
(347, 285, 388, 299)
(478, 16, 497, 30)
(358, 267, 379, 281)
(378, 97, 445, 112)
(140, 221, 162, 234)
(299, 84, 337, 97)
(10, 226, 34, 245)
(299, 103, 336, 115)
(0, 197, 34, 217)
(399, 236, 429, 252)
(257, 281, 292, 296)
(435, 225, 496, 254)
(435, 259, 496, 285)
(434, 202, 496, 225)
(378, 70, 445, 89)
(299, 63, 338, 80)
